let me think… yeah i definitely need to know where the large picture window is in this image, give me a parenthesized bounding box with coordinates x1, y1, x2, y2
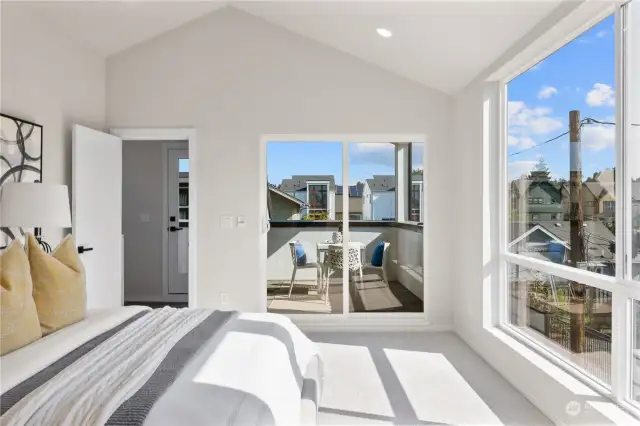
(500, 3, 640, 407)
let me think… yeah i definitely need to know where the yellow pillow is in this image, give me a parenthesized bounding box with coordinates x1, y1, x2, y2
(1, 240, 42, 355)
(26, 234, 86, 335)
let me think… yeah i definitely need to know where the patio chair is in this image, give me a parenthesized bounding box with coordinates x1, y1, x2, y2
(287, 241, 321, 299)
(364, 241, 391, 285)
(325, 244, 363, 304)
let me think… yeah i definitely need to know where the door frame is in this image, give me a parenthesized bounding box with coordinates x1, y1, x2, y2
(111, 128, 198, 308)
(260, 133, 432, 330)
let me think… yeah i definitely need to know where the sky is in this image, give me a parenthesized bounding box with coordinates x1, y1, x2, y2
(507, 14, 616, 182)
(267, 142, 423, 186)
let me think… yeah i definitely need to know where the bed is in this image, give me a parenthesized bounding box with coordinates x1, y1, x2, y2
(0, 306, 323, 426)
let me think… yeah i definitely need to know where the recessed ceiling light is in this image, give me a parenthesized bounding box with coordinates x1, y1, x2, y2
(376, 28, 392, 38)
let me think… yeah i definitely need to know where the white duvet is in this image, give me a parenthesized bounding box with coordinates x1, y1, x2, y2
(0, 307, 323, 426)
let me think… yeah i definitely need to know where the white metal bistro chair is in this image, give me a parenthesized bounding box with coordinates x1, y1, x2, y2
(324, 244, 363, 304)
(287, 241, 321, 299)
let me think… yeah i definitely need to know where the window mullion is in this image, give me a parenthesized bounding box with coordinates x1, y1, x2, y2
(613, 3, 633, 403)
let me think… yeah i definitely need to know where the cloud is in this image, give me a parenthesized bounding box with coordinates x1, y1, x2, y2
(508, 100, 564, 153)
(586, 83, 615, 107)
(509, 135, 536, 149)
(348, 143, 395, 167)
(508, 101, 564, 135)
(596, 30, 608, 38)
(508, 160, 537, 179)
(582, 123, 615, 151)
(537, 85, 558, 100)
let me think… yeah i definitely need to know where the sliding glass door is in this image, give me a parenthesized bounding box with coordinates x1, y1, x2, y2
(265, 137, 425, 316)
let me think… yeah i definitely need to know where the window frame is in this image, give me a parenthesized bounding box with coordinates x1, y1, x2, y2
(497, 3, 640, 409)
(306, 181, 330, 214)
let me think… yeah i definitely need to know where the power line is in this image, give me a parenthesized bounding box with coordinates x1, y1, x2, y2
(509, 117, 640, 157)
(584, 118, 640, 127)
(509, 119, 589, 157)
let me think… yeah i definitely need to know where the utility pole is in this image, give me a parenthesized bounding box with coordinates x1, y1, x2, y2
(569, 110, 585, 354)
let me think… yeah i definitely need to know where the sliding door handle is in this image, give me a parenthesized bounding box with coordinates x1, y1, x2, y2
(78, 246, 94, 254)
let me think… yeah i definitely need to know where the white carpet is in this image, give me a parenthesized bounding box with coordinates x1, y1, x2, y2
(306, 332, 552, 426)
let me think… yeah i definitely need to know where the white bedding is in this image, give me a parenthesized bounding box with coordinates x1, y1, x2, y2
(1, 305, 150, 394)
(1, 307, 324, 426)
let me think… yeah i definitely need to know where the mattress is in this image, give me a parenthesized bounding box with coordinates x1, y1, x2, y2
(0, 307, 323, 426)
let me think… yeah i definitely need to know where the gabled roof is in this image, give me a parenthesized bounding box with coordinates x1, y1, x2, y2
(509, 221, 615, 262)
(364, 174, 424, 192)
(268, 186, 304, 205)
(280, 175, 336, 192)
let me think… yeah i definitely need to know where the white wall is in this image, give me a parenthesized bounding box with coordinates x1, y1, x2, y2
(107, 7, 453, 324)
(395, 227, 423, 300)
(1, 3, 106, 243)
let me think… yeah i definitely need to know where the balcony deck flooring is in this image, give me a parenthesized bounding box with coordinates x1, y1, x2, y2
(267, 268, 423, 314)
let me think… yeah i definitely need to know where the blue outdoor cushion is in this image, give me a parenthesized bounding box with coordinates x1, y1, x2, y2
(371, 241, 385, 267)
(295, 242, 307, 266)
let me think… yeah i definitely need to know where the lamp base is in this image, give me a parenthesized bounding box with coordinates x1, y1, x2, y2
(37, 237, 52, 254)
(34, 228, 52, 254)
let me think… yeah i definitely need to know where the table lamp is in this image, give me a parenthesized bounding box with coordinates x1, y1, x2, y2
(0, 182, 72, 253)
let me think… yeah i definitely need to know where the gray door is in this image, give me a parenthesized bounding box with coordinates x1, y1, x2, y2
(167, 148, 189, 294)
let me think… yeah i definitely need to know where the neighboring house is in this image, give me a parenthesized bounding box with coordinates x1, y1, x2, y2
(512, 169, 616, 223)
(267, 186, 303, 220)
(510, 221, 615, 275)
(558, 169, 615, 221)
(362, 175, 396, 220)
(362, 175, 423, 221)
(511, 176, 564, 222)
(583, 169, 616, 221)
(335, 183, 364, 220)
(280, 175, 337, 219)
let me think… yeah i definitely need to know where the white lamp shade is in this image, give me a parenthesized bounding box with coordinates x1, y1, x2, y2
(0, 183, 71, 228)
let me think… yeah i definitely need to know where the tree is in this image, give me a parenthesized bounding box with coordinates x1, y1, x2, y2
(528, 157, 551, 182)
(412, 169, 423, 176)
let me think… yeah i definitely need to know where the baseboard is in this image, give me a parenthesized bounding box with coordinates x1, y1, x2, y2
(290, 314, 453, 332)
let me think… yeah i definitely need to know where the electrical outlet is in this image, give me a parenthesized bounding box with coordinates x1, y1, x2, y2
(220, 293, 229, 305)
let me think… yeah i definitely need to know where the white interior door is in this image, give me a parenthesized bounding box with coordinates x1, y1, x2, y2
(167, 148, 189, 294)
(72, 125, 122, 309)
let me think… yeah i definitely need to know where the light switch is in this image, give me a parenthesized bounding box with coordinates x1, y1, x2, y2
(221, 216, 234, 229)
(140, 213, 151, 223)
(237, 216, 246, 228)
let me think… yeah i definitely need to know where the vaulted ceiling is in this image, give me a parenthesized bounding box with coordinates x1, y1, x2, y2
(10, 1, 565, 94)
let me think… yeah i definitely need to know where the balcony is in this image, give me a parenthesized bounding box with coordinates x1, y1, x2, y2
(267, 221, 424, 314)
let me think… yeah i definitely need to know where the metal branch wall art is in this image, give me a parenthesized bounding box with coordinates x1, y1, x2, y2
(0, 113, 43, 244)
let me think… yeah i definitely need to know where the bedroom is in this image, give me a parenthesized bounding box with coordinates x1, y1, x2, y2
(1, 0, 640, 425)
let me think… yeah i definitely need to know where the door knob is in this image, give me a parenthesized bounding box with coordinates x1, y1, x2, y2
(168, 226, 184, 232)
(78, 246, 94, 254)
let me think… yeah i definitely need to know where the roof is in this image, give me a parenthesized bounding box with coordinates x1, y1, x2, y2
(268, 186, 304, 205)
(336, 183, 364, 197)
(510, 221, 615, 262)
(279, 175, 336, 192)
(510, 179, 562, 198)
(364, 175, 423, 192)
